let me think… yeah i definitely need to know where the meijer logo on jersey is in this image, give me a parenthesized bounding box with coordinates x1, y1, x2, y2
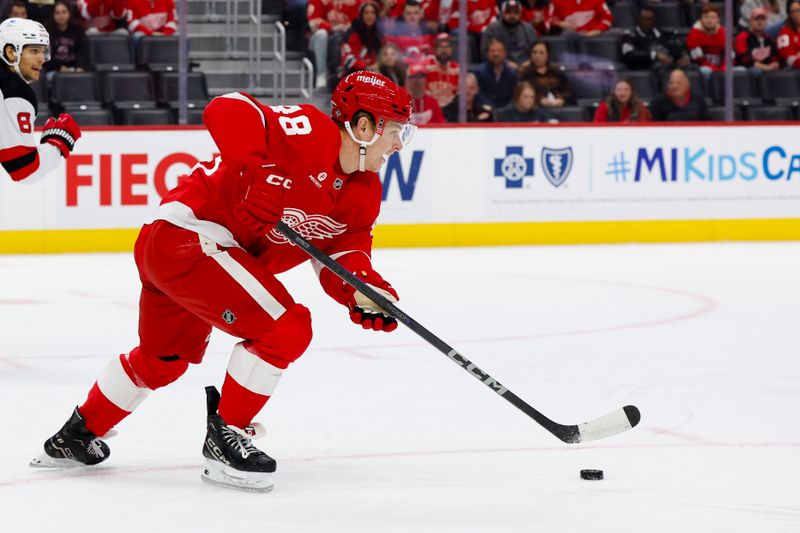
(356, 74, 386, 87)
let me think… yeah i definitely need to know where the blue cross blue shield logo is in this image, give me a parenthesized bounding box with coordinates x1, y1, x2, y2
(541, 147, 573, 187)
(494, 146, 534, 188)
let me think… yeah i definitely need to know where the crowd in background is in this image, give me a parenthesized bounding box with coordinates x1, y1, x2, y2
(1, 0, 177, 78)
(3, 0, 800, 123)
(304, 0, 800, 123)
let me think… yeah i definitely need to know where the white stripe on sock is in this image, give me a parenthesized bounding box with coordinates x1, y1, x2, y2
(226, 343, 283, 396)
(96, 357, 150, 412)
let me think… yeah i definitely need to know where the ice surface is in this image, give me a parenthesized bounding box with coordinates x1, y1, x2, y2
(2, 243, 800, 532)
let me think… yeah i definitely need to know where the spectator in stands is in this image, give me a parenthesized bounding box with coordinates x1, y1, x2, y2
(475, 37, 519, 108)
(445, 0, 497, 63)
(424, 32, 459, 109)
(494, 80, 549, 122)
(45, 0, 89, 77)
(77, 0, 127, 34)
(442, 71, 494, 122)
(521, 0, 549, 36)
(8, 0, 27, 19)
(517, 40, 575, 108)
(407, 63, 445, 125)
(126, 0, 177, 36)
(379, 0, 439, 32)
(375, 43, 407, 86)
(687, 4, 726, 76)
(777, 0, 800, 68)
(340, 1, 382, 79)
(481, 0, 537, 67)
(740, 0, 787, 39)
(307, 0, 360, 88)
(621, 7, 690, 71)
(381, 0, 436, 66)
(593, 79, 651, 122)
(649, 68, 709, 121)
(545, 0, 613, 36)
(735, 7, 780, 76)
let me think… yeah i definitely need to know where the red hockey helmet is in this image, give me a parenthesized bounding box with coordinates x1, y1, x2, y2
(331, 71, 413, 135)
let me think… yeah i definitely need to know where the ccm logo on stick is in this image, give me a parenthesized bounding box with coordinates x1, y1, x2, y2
(447, 350, 508, 394)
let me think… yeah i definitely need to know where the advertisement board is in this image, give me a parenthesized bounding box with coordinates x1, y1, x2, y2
(1, 123, 799, 252)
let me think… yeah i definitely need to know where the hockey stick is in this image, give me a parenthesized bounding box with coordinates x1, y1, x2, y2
(276, 222, 641, 444)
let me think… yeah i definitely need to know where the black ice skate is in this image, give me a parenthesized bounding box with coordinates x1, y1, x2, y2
(201, 386, 276, 493)
(30, 407, 110, 468)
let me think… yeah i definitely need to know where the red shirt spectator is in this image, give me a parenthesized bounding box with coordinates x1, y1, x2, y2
(521, 2, 548, 35)
(77, 0, 126, 33)
(545, 0, 612, 36)
(307, 0, 361, 33)
(341, 2, 382, 73)
(735, 8, 780, 70)
(423, 33, 459, 108)
(446, 0, 497, 34)
(777, 0, 800, 68)
(381, 0, 436, 62)
(381, 0, 440, 26)
(687, 4, 726, 71)
(127, 0, 177, 35)
(407, 64, 446, 125)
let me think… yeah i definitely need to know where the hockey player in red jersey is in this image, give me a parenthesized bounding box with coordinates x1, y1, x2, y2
(31, 71, 415, 493)
(0, 18, 81, 182)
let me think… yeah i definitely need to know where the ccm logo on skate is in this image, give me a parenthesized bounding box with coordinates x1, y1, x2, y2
(266, 174, 292, 188)
(207, 438, 231, 465)
(446, 350, 508, 394)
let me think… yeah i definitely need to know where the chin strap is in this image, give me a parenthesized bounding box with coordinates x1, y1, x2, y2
(344, 121, 380, 172)
(3, 53, 32, 84)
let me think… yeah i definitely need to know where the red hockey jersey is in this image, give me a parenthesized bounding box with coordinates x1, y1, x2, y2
(77, 0, 126, 33)
(545, 0, 612, 34)
(410, 94, 445, 125)
(423, 56, 459, 108)
(151, 93, 382, 276)
(687, 25, 726, 70)
(341, 32, 379, 72)
(777, 26, 800, 68)
(126, 0, 177, 35)
(307, 0, 361, 33)
(446, 0, 497, 34)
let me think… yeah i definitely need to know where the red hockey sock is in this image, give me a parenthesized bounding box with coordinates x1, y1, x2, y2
(218, 372, 271, 429)
(79, 354, 151, 437)
(80, 383, 131, 437)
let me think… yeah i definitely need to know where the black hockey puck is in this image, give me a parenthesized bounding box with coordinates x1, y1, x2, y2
(580, 469, 603, 480)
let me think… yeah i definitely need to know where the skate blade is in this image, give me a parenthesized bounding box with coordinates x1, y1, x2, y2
(29, 453, 88, 469)
(201, 460, 274, 493)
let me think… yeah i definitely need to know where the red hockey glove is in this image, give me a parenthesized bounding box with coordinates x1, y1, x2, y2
(347, 270, 399, 332)
(234, 159, 292, 235)
(41, 113, 81, 158)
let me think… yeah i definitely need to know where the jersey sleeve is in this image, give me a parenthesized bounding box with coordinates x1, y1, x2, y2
(0, 91, 62, 184)
(313, 172, 387, 305)
(203, 92, 269, 171)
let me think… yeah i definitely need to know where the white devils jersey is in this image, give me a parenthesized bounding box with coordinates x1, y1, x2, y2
(0, 68, 61, 183)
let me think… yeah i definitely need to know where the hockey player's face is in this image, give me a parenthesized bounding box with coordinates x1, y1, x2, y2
(19, 45, 47, 82)
(366, 121, 406, 171)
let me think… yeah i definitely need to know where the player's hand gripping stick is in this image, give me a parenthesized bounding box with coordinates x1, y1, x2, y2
(235, 160, 292, 235)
